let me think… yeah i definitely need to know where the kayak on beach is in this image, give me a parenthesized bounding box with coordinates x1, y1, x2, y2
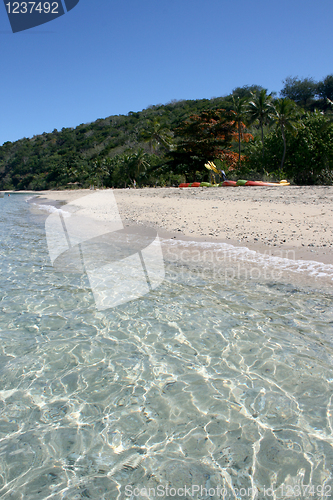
(179, 182, 202, 188)
(221, 180, 237, 186)
(179, 179, 290, 188)
(236, 179, 290, 186)
(179, 182, 221, 187)
(243, 180, 290, 186)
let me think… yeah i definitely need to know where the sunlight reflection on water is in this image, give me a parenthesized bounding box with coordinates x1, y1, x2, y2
(0, 195, 332, 499)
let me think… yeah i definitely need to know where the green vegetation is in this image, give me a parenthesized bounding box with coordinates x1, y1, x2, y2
(247, 89, 276, 170)
(1, 75, 333, 190)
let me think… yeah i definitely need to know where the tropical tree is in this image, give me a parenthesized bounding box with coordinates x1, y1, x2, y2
(140, 118, 173, 153)
(230, 95, 251, 167)
(247, 89, 275, 170)
(116, 153, 132, 187)
(317, 75, 333, 111)
(245, 111, 333, 184)
(114, 149, 151, 187)
(171, 109, 239, 178)
(287, 111, 333, 184)
(280, 76, 318, 108)
(272, 98, 299, 175)
(129, 148, 150, 180)
(92, 157, 111, 187)
(231, 85, 264, 100)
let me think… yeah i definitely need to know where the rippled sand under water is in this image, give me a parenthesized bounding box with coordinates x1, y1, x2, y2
(0, 195, 333, 499)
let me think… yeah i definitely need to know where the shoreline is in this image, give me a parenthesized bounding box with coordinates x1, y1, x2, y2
(24, 186, 333, 267)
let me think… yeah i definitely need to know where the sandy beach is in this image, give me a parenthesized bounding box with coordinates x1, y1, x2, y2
(32, 186, 333, 265)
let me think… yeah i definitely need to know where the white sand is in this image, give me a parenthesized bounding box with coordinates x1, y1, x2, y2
(35, 186, 333, 265)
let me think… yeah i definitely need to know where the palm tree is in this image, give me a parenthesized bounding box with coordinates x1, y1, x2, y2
(272, 98, 299, 175)
(130, 148, 150, 179)
(247, 89, 275, 170)
(118, 149, 150, 187)
(118, 153, 133, 188)
(231, 95, 249, 167)
(92, 158, 110, 188)
(141, 118, 173, 153)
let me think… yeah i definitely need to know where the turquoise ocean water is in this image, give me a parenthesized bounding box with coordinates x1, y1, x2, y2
(1, 194, 333, 500)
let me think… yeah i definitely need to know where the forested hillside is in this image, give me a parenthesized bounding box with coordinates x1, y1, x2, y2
(1, 76, 333, 190)
(0, 96, 230, 190)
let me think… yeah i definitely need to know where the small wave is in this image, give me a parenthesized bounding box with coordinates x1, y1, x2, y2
(162, 238, 333, 281)
(30, 201, 71, 217)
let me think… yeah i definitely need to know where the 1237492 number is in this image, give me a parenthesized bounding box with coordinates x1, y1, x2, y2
(5, 2, 59, 14)
(279, 484, 331, 497)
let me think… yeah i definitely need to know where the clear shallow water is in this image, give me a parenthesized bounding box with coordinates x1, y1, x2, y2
(0, 195, 333, 500)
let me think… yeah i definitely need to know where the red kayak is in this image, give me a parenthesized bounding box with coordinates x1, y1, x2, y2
(179, 182, 201, 188)
(222, 180, 237, 186)
(245, 181, 265, 186)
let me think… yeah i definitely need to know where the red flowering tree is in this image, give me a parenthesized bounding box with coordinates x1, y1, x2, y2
(171, 109, 250, 177)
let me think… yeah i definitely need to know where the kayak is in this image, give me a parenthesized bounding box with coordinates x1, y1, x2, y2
(245, 180, 290, 186)
(179, 180, 290, 188)
(179, 182, 217, 188)
(222, 180, 237, 186)
(179, 182, 201, 188)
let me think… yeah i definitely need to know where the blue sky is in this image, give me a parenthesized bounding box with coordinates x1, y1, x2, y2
(1, 0, 333, 145)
